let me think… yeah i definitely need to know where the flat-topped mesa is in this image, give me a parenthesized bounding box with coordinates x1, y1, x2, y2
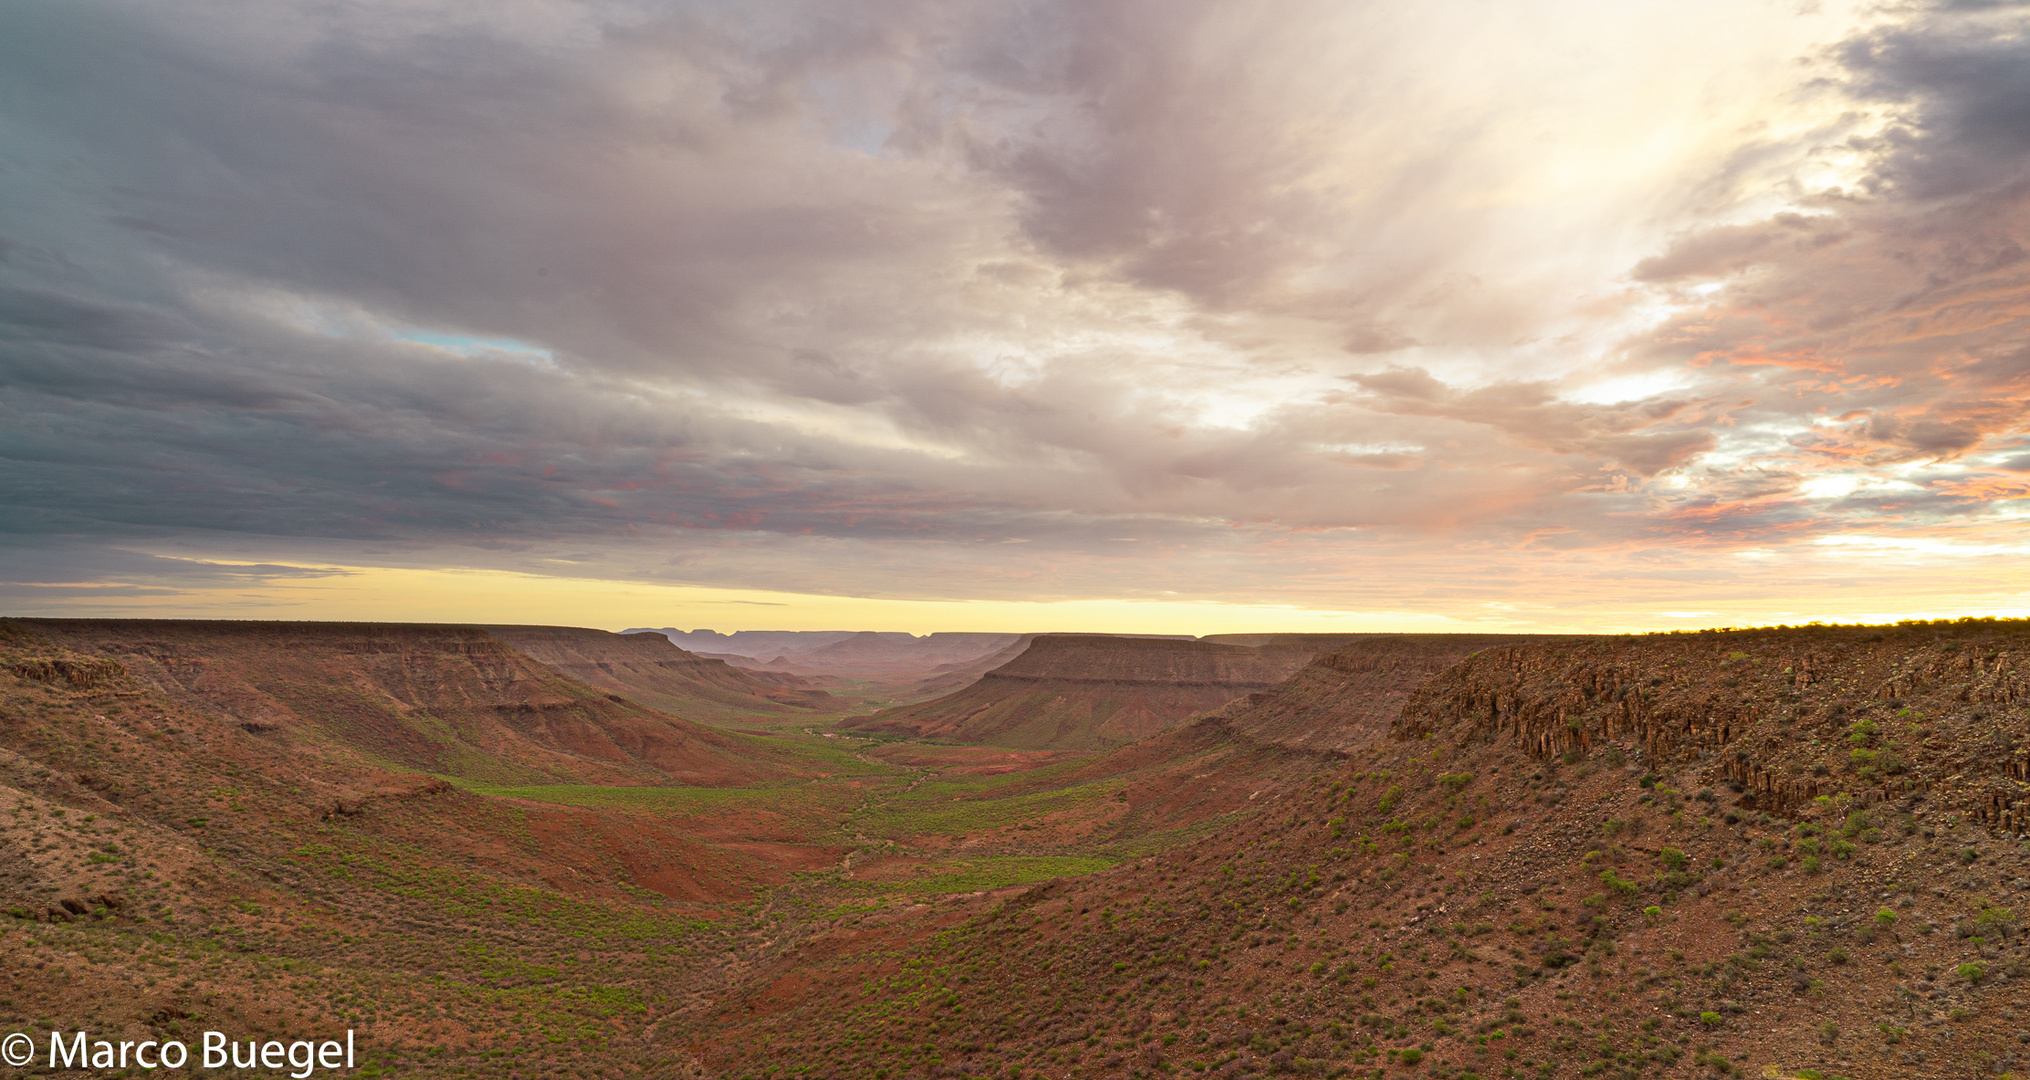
(1395, 619, 2030, 830)
(486, 624, 838, 720)
(1205, 634, 1547, 754)
(842, 633, 1355, 749)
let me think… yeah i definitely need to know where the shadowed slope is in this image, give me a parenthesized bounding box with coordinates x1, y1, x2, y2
(485, 624, 838, 722)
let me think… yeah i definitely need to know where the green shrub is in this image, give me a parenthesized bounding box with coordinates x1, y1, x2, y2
(1957, 961, 1986, 982)
(1699, 1011, 1722, 1027)
(1970, 904, 2018, 941)
(1600, 869, 1638, 897)
(1399, 1048, 1423, 1066)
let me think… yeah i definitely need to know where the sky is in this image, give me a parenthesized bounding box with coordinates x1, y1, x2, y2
(4, 0, 2030, 635)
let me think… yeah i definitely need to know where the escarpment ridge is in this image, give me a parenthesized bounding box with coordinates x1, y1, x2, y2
(14, 618, 792, 786)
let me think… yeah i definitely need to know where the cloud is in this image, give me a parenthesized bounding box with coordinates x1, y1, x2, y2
(2, 0, 2029, 621)
(1343, 367, 1715, 477)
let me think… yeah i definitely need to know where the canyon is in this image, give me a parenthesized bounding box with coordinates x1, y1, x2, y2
(3, 617, 2027, 1080)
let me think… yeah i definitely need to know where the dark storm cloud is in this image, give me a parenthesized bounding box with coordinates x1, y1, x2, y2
(1836, 2, 2030, 199)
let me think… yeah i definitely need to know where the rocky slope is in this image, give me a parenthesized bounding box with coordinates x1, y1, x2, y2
(699, 620, 2030, 1080)
(486, 624, 838, 722)
(842, 633, 1362, 749)
(0, 616, 868, 1079)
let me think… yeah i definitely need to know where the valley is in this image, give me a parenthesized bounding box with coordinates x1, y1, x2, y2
(2, 617, 2026, 1079)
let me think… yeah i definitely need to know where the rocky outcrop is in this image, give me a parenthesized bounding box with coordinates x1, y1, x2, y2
(1396, 619, 2030, 830)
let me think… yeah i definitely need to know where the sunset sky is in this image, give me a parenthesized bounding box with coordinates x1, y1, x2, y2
(4, 0, 2030, 634)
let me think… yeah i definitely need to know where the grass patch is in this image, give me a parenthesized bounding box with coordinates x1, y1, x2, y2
(450, 778, 815, 813)
(847, 855, 1118, 896)
(855, 777, 1125, 838)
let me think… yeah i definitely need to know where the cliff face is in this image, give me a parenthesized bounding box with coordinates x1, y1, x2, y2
(16, 619, 787, 786)
(1205, 633, 1549, 753)
(485, 624, 838, 721)
(1396, 620, 2030, 829)
(841, 634, 1347, 749)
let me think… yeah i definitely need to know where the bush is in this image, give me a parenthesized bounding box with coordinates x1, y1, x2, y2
(1600, 869, 1638, 897)
(1399, 1048, 1423, 1066)
(1957, 961, 1987, 983)
(1699, 1011, 1723, 1027)
(1970, 904, 2019, 941)
(1874, 908, 1897, 930)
